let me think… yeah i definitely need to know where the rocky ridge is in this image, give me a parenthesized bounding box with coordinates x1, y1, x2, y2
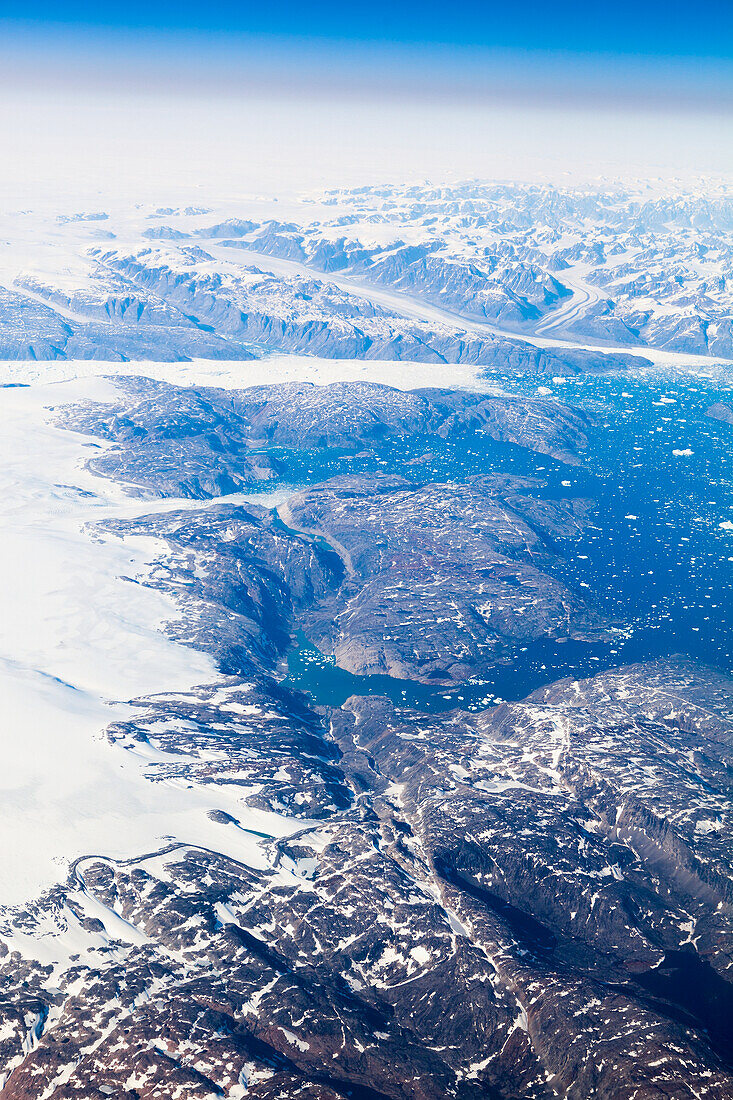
(0, 373, 730, 1098)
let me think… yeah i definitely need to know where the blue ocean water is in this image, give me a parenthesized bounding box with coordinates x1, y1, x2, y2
(280, 369, 732, 711)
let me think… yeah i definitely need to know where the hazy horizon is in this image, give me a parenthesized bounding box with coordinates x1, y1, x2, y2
(1, 6, 732, 206)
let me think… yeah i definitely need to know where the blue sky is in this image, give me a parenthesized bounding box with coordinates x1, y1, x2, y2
(1, 1, 732, 200)
(4, 0, 733, 59)
(2, 1, 732, 115)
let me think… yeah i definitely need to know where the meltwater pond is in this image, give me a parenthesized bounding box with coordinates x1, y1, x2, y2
(280, 368, 733, 713)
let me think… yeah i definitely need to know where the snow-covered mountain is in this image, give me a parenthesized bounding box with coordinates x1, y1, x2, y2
(0, 352, 732, 1097)
(0, 180, 732, 1099)
(4, 181, 733, 368)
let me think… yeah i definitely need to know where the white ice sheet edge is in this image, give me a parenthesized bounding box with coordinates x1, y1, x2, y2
(0, 377, 309, 919)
